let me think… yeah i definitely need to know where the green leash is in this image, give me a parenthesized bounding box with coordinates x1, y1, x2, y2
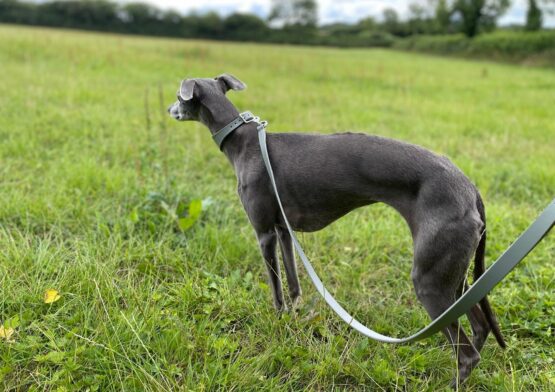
(215, 112, 555, 343)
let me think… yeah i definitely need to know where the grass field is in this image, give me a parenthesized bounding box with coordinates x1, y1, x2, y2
(0, 24, 554, 391)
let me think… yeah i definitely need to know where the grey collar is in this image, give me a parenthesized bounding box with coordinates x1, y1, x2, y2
(212, 111, 259, 150)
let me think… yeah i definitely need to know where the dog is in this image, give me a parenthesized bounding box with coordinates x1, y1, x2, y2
(168, 73, 506, 386)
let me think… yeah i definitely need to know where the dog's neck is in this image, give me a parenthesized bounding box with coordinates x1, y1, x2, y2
(201, 98, 258, 163)
(220, 122, 259, 164)
(202, 97, 239, 134)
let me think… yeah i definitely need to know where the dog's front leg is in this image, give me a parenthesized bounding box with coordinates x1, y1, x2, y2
(276, 226, 302, 309)
(257, 230, 287, 312)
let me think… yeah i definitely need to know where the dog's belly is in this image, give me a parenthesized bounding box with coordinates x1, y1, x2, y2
(279, 192, 377, 232)
(273, 164, 414, 233)
(284, 203, 373, 232)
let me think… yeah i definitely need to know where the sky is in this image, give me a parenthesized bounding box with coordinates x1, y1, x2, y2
(123, 0, 555, 27)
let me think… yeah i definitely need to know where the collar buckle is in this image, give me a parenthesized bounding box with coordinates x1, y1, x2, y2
(240, 111, 256, 123)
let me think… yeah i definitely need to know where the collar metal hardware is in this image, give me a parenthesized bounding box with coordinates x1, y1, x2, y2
(212, 111, 268, 150)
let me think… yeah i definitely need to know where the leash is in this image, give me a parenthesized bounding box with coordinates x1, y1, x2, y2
(215, 112, 555, 343)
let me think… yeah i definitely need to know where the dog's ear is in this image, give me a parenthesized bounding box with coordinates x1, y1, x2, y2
(179, 79, 196, 101)
(216, 73, 246, 92)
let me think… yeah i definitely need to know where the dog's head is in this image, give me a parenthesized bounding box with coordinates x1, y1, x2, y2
(167, 74, 246, 122)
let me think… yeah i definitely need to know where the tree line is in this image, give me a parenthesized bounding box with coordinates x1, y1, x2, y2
(0, 0, 553, 48)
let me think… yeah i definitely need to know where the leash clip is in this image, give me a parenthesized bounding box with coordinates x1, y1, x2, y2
(258, 120, 268, 130)
(240, 111, 268, 130)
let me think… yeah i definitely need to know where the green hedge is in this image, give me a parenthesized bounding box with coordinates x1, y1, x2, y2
(395, 31, 555, 64)
(471, 31, 555, 57)
(395, 34, 469, 53)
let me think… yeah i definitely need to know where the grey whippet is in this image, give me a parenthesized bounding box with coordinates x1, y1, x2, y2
(167, 73, 506, 386)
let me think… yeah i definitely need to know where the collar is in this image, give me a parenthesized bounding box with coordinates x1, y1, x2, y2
(212, 111, 266, 150)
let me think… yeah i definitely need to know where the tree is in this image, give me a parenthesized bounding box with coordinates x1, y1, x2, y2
(36, 0, 120, 30)
(120, 2, 163, 34)
(121, 2, 160, 24)
(268, 0, 318, 27)
(381, 8, 409, 36)
(358, 16, 378, 31)
(453, 0, 511, 37)
(526, 0, 542, 30)
(433, 0, 453, 32)
(0, 0, 37, 24)
(409, 2, 428, 20)
(223, 13, 269, 41)
(194, 12, 224, 39)
(407, 2, 433, 34)
(527, 0, 555, 31)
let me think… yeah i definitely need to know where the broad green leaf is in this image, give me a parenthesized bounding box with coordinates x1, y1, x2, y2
(3, 315, 20, 329)
(178, 217, 194, 231)
(128, 207, 139, 223)
(34, 351, 66, 364)
(178, 199, 203, 231)
(188, 199, 202, 219)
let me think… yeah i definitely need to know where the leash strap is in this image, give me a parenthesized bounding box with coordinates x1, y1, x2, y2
(257, 123, 555, 343)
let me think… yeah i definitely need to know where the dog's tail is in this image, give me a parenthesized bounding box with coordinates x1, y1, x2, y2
(474, 193, 506, 348)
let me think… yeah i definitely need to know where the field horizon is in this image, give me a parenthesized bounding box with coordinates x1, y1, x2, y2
(0, 24, 554, 390)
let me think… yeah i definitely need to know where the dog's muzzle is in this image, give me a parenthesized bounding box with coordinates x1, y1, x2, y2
(168, 101, 190, 121)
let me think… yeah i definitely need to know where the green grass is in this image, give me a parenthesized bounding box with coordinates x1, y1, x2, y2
(0, 24, 554, 391)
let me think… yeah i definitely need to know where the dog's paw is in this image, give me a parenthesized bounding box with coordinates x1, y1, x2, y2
(450, 376, 470, 391)
(450, 352, 481, 389)
(275, 303, 289, 315)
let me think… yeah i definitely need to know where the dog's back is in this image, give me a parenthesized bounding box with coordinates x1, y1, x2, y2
(266, 131, 476, 231)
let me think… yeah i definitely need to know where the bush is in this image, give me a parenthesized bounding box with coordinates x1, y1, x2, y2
(395, 34, 469, 53)
(356, 30, 396, 48)
(471, 31, 555, 57)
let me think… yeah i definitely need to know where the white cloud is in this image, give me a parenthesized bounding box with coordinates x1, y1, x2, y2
(318, 0, 409, 24)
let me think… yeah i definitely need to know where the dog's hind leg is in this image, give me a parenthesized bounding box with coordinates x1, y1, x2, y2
(276, 225, 302, 309)
(411, 218, 482, 388)
(257, 229, 286, 312)
(413, 274, 481, 388)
